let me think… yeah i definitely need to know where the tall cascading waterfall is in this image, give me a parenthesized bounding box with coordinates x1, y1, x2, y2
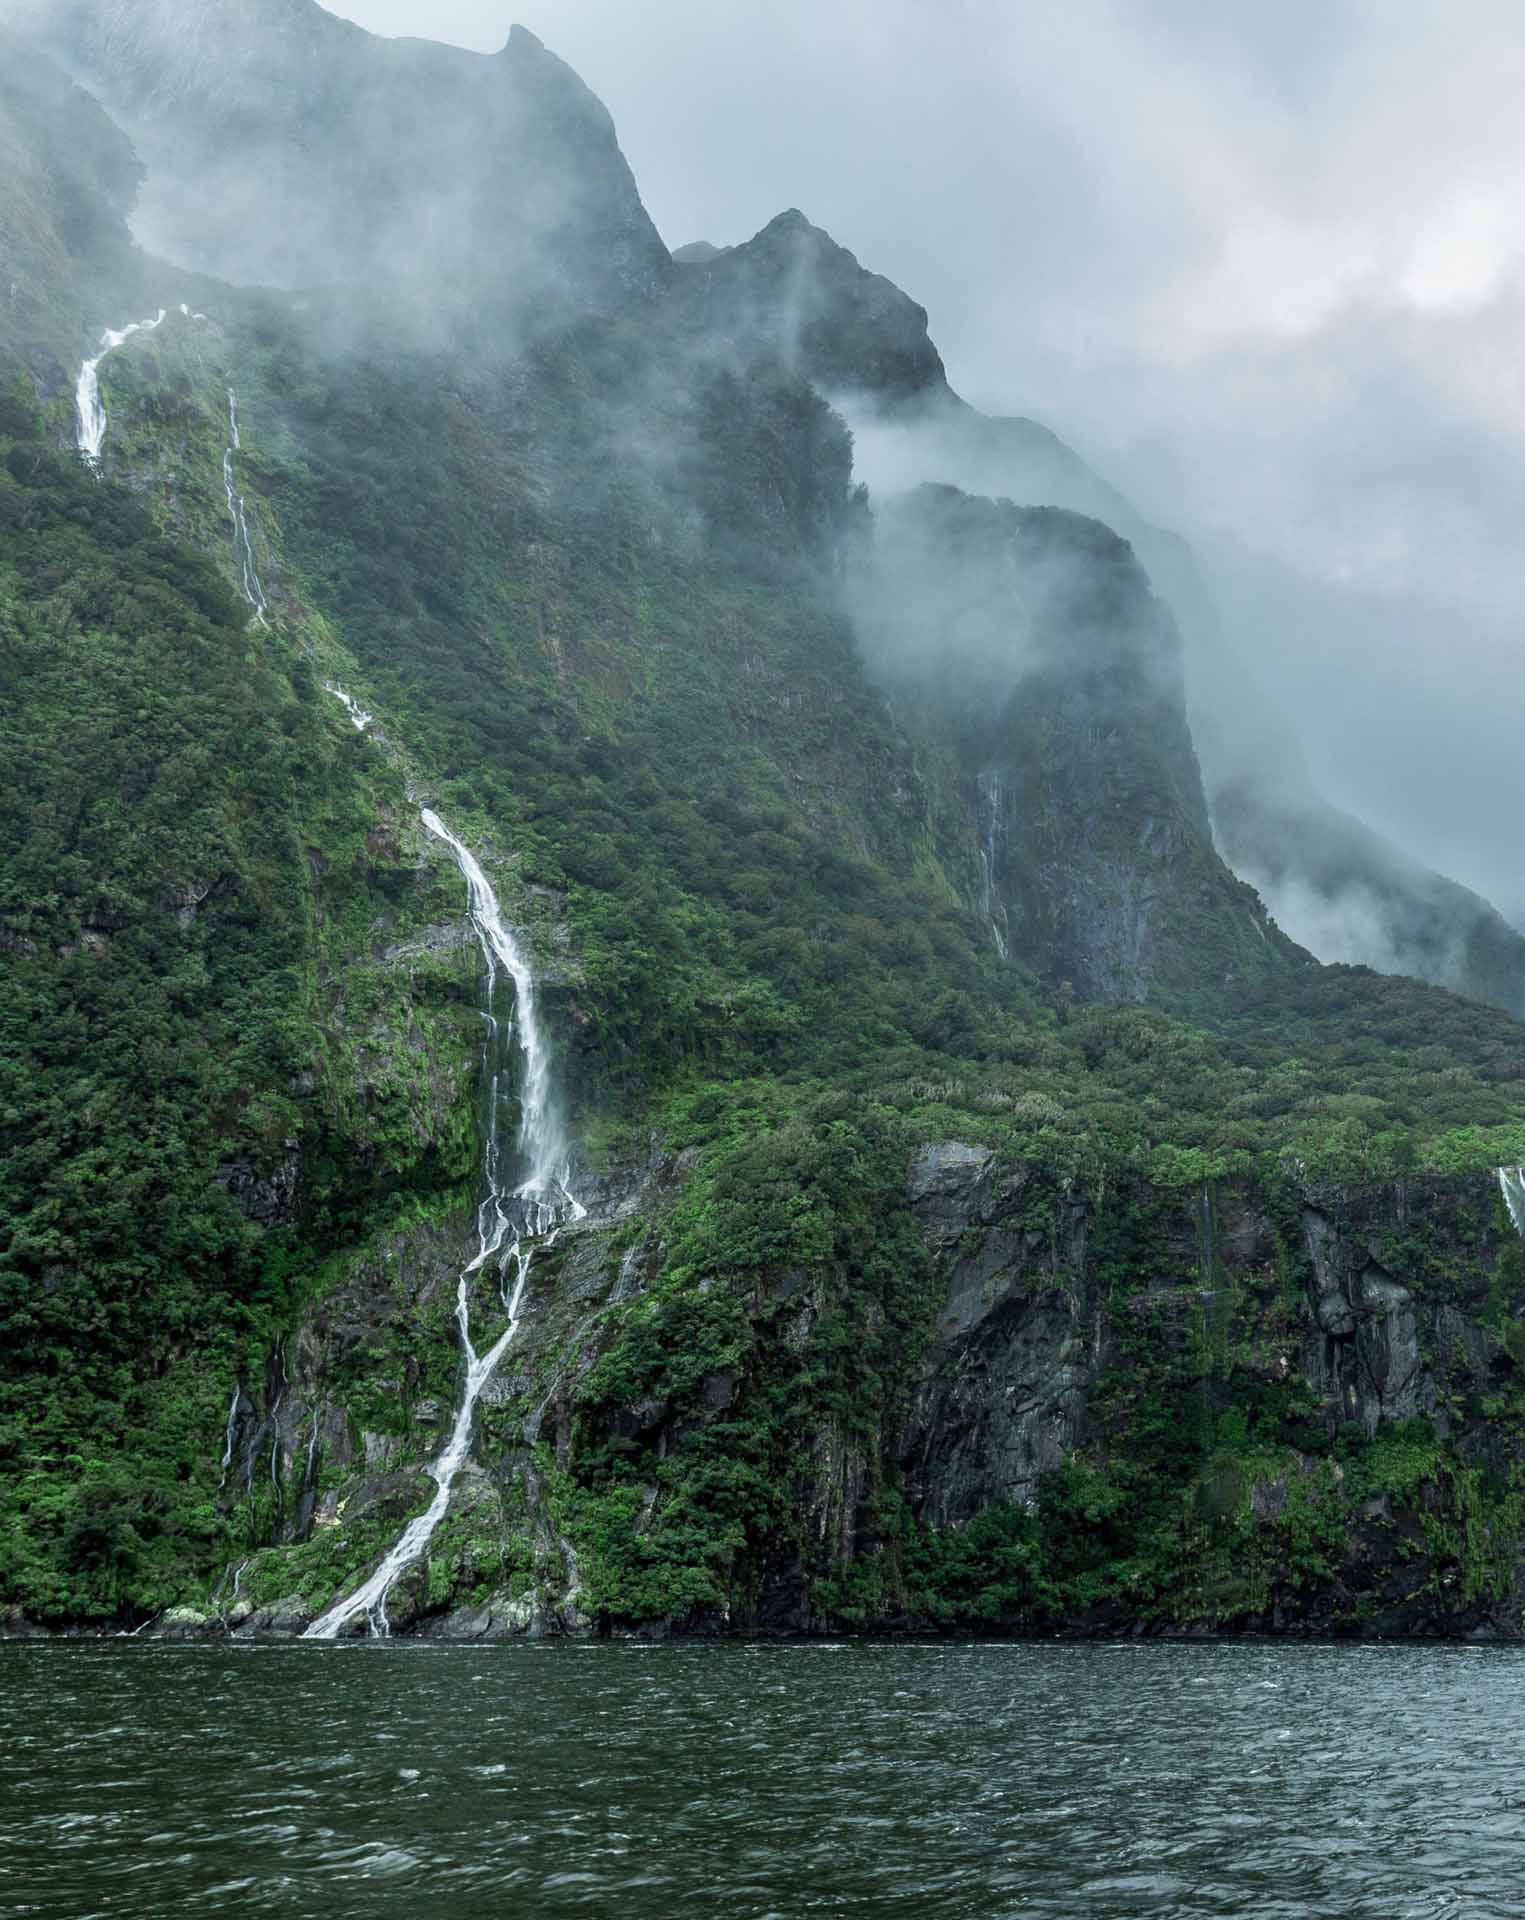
(1499, 1168, 1525, 1240)
(222, 389, 268, 622)
(74, 310, 169, 463)
(303, 796, 583, 1638)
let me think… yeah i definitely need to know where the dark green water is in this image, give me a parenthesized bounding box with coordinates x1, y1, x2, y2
(2, 1640, 1523, 1917)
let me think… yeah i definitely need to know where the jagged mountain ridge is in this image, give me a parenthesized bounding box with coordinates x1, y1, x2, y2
(5, 0, 670, 315)
(4, 0, 1293, 1020)
(4, 7, 1525, 1643)
(677, 206, 1525, 1019)
(13, 0, 1520, 1016)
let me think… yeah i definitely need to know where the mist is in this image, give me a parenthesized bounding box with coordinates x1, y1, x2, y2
(327, 0, 1525, 935)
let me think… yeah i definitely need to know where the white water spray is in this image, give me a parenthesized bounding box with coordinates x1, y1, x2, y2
(1499, 1167, 1525, 1240)
(303, 808, 582, 1638)
(612, 1244, 640, 1305)
(75, 310, 168, 463)
(222, 389, 268, 622)
(323, 683, 373, 732)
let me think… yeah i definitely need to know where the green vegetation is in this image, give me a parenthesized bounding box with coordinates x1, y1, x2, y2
(559, 1094, 937, 1623)
(0, 391, 478, 1618)
(2, 53, 1524, 1639)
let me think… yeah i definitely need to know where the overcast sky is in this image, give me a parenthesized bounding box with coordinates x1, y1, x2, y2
(329, 0, 1525, 920)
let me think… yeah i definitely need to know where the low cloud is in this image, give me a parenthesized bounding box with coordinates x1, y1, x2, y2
(331, 1, 1525, 927)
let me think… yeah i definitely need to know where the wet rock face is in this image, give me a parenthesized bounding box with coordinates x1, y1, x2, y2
(213, 1138, 300, 1226)
(902, 1143, 1091, 1523)
(215, 1143, 680, 1634)
(899, 1149, 1521, 1626)
(1302, 1204, 1429, 1435)
(209, 1136, 1524, 1641)
(864, 488, 1296, 1006)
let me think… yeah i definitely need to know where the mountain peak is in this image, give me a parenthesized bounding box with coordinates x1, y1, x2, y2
(9, 0, 669, 311)
(671, 205, 946, 402)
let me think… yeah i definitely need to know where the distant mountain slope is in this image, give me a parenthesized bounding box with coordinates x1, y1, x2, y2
(862, 484, 1303, 1002)
(676, 209, 1525, 1019)
(4, 0, 671, 317)
(1215, 770, 1525, 1018)
(0, 27, 142, 372)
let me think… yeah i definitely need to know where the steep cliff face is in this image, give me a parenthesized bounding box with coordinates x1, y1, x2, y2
(671, 208, 947, 402)
(896, 1144, 1525, 1638)
(3, 15, 1525, 1643)
(6, 0, 671, 319)
(201, 1127, 1525, 1643)
(862, 485, 1299, 1003)
(678, 202, 1525, 1019)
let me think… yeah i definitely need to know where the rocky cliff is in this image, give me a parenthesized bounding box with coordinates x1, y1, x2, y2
(3, 10, 1525, 1643)
(896, 1143, 1525, 1638)
(675, 204, 1525, 1019)
(176, 1130, 1525, 1642)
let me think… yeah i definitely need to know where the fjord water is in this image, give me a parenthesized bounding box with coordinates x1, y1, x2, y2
(4, 1643, 1522, 1918)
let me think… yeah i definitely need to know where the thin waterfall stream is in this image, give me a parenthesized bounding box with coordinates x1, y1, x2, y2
(221, 389, 268, 622)
(303, 793, 583, 1638)
(1499, 1167, 1525, 1239)
(216, 1388, 240, 1491)
(975, 769, 1009, 960)
(74, 310, 168, 463)
(76, 311, 270, 623)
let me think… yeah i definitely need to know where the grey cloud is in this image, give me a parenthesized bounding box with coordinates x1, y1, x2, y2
(331, 0, 1525, 938)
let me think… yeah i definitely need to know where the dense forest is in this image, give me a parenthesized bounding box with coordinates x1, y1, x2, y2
(4, 2, 1525, 1641)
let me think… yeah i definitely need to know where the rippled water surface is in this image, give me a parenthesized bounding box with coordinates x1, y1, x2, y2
(3, 1640, 1523, 1917)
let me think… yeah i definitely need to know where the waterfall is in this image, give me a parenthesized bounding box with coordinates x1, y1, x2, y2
(76, 313, 271, 622)
(1499, 1168, 1525, 1240)
(1199, 1182, 1216, 1291)
(976, 769, 1010, 960)
(266, 1337, 287, 1528)
(221, 390, 268, 623)
(612, 1245, 640, 1304)
(323, 683, 373, 732)
(216, 1387, 241, 1491)
(303, 807, 583, 1638)
(75, 310, 168, 463)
